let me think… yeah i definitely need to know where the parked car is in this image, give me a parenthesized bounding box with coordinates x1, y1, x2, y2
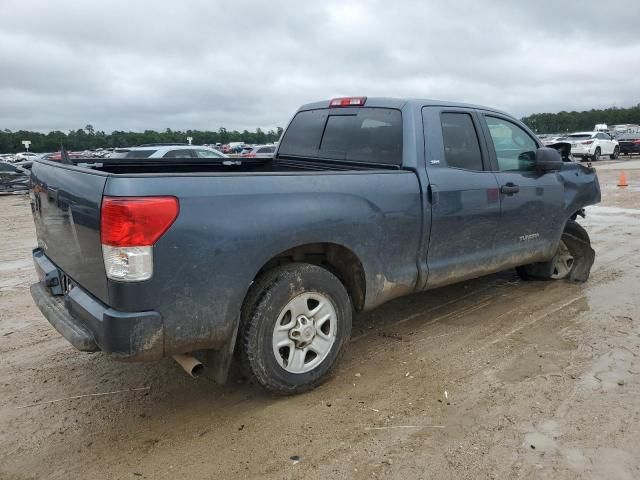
(241, 145, 276, 159)
(540, 134, 567, 146)
(28, 97, 600, 394)
(564, 131, 619, 161)
(229, 145, 249, 154)
(611, 124, 640, 137)
(0, 161, 30, 194)
(14, 152, 38, 162)
(46, 151, 86, 162)
(109, 145, 228, 159)
(617, 134, 640, 156)
(222, 142, 245, 154)
(13, 160, 33, 170)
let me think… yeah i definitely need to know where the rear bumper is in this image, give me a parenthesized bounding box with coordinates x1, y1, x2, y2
(570, 150, 592, 157)
(31, 249, 163, 361)
(570, 145, 594, 157)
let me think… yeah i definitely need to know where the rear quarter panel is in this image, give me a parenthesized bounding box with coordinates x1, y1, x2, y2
(104, 171, 421, 354)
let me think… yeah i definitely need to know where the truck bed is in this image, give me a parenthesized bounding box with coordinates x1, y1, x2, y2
(29, 157, 421, 360)
(71, 155, 401, 175)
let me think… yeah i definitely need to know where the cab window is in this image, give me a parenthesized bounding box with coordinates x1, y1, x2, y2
(484, 116, 537, 171)
(440, 112, 484, 171)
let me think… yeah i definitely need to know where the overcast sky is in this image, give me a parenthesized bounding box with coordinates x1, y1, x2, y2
(1, 0, 638, 132)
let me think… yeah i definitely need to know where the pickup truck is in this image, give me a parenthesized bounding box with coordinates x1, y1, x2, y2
(29, 97, 600, 394)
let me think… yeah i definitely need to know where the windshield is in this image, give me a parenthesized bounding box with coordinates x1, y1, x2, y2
(566, 134, 592, 140)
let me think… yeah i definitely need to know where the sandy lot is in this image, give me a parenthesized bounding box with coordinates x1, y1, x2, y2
(1, 161, 639, 479)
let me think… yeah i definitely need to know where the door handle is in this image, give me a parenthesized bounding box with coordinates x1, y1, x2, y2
(500, 183, 520, 195)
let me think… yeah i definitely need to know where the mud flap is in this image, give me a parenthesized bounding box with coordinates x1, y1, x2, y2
(198, 320, 239, 384)
(563, 232, 595, 283)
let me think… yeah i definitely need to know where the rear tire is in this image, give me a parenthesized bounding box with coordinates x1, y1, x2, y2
(592, 147, 601, 162)
(516, 220, 594, 283)
(238, 263, 352, 394)
(610, 146, 619, 160)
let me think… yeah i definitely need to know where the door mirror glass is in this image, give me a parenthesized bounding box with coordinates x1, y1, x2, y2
(535, 147, 563, 172)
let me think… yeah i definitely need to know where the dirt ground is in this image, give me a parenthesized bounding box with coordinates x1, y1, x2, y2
(1, 160, 639, 480)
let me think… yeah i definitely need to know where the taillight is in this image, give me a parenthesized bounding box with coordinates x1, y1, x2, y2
(329, 96, 367, 107)
(633, 140, 640, 144)
(581, 140, 594, 145)
(101, 196, 179, 282)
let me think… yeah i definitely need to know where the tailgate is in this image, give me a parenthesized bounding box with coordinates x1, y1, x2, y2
(30, 161, 110, 303)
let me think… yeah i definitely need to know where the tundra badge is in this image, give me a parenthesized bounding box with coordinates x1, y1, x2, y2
(519, 233, 540, 242)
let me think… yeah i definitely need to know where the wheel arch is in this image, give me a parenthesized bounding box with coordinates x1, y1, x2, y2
(251, 242, 367, 312)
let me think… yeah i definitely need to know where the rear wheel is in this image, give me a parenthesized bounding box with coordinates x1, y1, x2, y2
(238, 263, 352, 394)
(516, 220, 594, 282)
(610, 146, 619, 160)
(592, 147, 601, 161)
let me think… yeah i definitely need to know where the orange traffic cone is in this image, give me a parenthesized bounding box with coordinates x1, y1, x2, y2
(617, 171, 628, 187)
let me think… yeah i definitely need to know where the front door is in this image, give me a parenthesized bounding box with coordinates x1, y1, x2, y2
(422, 107, 501, 288)
(478, 114, 565, 269)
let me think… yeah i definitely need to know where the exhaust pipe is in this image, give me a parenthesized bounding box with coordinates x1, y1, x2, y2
(173, 354, 204, 377)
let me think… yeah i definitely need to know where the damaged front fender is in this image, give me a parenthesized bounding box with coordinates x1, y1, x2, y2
(558, 162, 601, 219)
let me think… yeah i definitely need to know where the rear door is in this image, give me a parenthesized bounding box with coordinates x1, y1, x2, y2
(478, 114, 564, 269)
(422, 107, 501, 288)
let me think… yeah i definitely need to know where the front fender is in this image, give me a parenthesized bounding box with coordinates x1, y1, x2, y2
(559, 162, 601, 220)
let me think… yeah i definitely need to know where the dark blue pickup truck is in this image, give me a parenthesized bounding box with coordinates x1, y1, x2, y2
(29, 97, 600, 393)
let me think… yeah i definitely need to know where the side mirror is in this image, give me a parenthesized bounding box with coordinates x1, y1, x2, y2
(535, 147, 563, 172)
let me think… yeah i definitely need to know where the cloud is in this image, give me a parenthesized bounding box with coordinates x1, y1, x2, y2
(0, 0, 638, 132)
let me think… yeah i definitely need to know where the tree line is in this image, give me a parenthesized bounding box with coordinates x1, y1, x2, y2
(521, 104, 640, 134)
(0, 125, 284, 153)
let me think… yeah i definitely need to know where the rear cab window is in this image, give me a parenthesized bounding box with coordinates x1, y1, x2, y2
(278, 107, 403, 166)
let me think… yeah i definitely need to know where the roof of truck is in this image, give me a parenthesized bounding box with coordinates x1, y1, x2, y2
(298, 97, 510, 116)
